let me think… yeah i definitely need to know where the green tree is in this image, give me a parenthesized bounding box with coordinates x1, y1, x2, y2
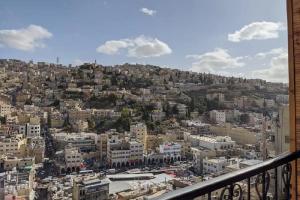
(240, 114, 250, 124)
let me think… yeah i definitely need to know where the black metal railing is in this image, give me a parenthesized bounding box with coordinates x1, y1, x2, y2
(155, 151, 300, 200)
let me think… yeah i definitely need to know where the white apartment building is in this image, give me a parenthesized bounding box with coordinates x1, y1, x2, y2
(209, 110, 226, 124)
(129, 140, 144, 162)
(188, 135, 236, 151)
(64, 147, 83, 172)
(52, 132, 98, 152)
(107, 139, 143, 168)
(26, 123, 41, 137)
(18, 123, 41, 137)
(191, 147, 216, 174)
(159, 142, 181, 162)
(203, 157, 228, 174)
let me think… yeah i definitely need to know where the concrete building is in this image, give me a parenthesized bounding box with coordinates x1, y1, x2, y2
(209, 110, 226, 124)
(19, 123, 41, 138)
(177, 103, 188, 118)
(64, 146, 83, 173)
(0, 134, 27, 157)
(275, 105, 290, 154)
(52, 132, 98, 153)
(0, 102, 13, 117)
(275, 94, 289, 104)
(191, 147, 216, 174)
(130, 123, 147, 148)
(206, 93, 225, 102)
(188, 135, 236, 151)
(150, 110, 166, 122)
(210, 124, 258, 145)
(274, 105, 290, 198)
(68, 109, 92, 123)
(159, 142, 181, 162)
(0, 156, 34, 171)
(27, 136, 45, 163)
(49, 111, 65, 128)
(203, 157, 232, 174)
(73, 174, 109, 200)
(71, 120, 89, 132)
(107, 139, 143, 168)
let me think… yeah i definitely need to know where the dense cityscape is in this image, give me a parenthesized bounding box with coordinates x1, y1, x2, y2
(0, 59, 289, 199)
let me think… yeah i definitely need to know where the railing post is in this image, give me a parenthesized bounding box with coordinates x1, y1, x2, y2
(262, 172, 266, 200)
(274, 167, 278, 200)
(247, 177, 251, 200)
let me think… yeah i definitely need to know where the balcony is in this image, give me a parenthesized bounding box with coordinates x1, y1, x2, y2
(154, 151, 298, 200)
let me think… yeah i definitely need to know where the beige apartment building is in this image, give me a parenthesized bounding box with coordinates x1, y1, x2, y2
(0, 134, 27, 157)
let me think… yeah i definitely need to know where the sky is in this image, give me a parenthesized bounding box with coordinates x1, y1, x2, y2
(0, 0, 288, 82)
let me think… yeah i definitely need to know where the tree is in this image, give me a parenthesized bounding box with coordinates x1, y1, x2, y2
(172, 105, 179, 115)
(0, 116, 6, 124)
(240, 114, 250, 124)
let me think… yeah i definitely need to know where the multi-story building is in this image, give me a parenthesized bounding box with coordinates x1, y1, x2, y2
(203, 157, 228, 174)
(150, 110, 166, 122)
(64, 146, 83, 173)
(0, 156, 35, 171)
(68, 109, 92, 123)
(177, 103, 188, 118)
(0, 102, 13, 117)
(49, 111, 65, 128)
(0, 134, 27, 157)
(159, 142, 181, 162)
(19, 123, 41, 138)
(71, 120, 89, 132)
(275, 105, 290, 155)
(188, 135, 236, 151)
(27, 136, 45, 163)
(130, 123, 147, 150)
(209, 110, 226, 124)
(107, 139, 143, 168)
(52, 132, 97, 153)
(129, 140, 144, 164)
(72, 174, 109, 200)
(275, 94, 289, 104)
(92, 109, 121, 119)
(191, 147, 216, 174)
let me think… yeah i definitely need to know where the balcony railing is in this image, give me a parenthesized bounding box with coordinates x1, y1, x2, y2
(154, 151, 300, 200)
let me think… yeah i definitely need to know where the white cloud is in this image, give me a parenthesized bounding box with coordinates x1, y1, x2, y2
(96, 35, 172, 58)
(96, 40, 130, 55)
(228, 21, 285, 42)
(251, 51, 288, 83)
(140, 8, 156, 16)
(186, 48, 245, 74)
(255, 48, 286, 58)
(0, 24, 52, 51)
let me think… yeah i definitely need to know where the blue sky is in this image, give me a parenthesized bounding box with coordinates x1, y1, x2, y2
(0, 0, 288, 82)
